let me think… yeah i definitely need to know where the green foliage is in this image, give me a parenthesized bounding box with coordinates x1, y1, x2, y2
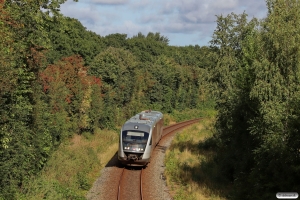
(0, 0, 63, 198)
(103, 33, 128, 48)
(165, 150, 182, 182)
(210, 1, 300, 199)
(127, 32, 168, 62)
(166, 45, 213, 68)
(16, 129, 118, 199)
(171, 108, 216, 122)
(18, 179, 85, 200)
(89, 47, 138, 127)
(174, 187, 195, 200)
(46, 16, 104, 66)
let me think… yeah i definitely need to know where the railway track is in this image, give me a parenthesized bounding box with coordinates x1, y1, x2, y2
(117, 167, 144, 200)
(116, 118, 201, 200)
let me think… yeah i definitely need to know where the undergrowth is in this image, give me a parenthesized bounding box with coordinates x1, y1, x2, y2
(16, 128, 118, 199)
(164, 114, 230, 200)
(171, 107, 216, 122)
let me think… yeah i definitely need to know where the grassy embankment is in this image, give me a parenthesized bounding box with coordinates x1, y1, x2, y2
(16, 128, 119, 200)
(164, 110, 231, 200)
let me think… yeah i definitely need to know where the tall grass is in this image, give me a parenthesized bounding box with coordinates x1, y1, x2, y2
(16, 128, 119, 199)
(164, 115, 230, 200)
(171, 108, 217, 122)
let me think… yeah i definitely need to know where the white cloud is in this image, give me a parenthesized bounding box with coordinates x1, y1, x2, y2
(139, 15, 164, 24)
(60, 3, 99, 24)
(129, 0, 152, 10)
(211, 0, 238, 9)
(60, 0, 268, 46)
(91, 0, 129, 5)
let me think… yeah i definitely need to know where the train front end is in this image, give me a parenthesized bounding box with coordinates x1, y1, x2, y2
(118, 122, 152, 166)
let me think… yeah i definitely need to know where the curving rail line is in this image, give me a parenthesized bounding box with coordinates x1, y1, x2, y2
(117, 118, 201, 200)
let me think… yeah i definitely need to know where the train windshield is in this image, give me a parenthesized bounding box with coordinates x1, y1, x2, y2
(122, 131, 149, 152)
(122, 131, 149, 143)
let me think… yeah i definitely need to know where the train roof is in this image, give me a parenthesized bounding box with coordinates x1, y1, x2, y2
(124, 110, 163, 128)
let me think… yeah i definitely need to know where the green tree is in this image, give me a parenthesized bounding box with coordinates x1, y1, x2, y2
(210, 1, 300, 199)
(0, 0, 75, 198)
(209, 11, 261, 198)
(103, 33, 128, 48)
(89, 47, 138, 127)
(246, 0, 300, 197)
(127, 32, 168, 63)
(46, 16, 104, 66)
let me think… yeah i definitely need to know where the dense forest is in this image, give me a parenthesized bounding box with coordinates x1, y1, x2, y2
(210, 1, 300, 199)
(0, 0, 299, 199)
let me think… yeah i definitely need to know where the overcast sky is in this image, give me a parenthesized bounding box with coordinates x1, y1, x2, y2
(60, 0, 268, 47)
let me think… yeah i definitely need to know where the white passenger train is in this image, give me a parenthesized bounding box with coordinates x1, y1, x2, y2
(118, 110, 164, 166)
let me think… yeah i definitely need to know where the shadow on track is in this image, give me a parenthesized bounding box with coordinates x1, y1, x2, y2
(105, 151, 145, 170)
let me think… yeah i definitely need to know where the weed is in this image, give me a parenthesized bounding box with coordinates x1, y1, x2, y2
(16, 129, 119, 199)
(174, 186, 195, 200)
(77, 172, 91, 190)
(164, 115, 229, 200)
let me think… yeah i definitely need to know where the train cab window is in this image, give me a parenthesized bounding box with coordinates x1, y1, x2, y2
(122, 131, 149, 152)
(122, 131, 149, 144)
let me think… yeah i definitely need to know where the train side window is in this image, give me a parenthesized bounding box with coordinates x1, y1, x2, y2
(149, 137, 152, 145)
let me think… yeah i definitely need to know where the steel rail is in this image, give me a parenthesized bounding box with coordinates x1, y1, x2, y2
(140, 168, 144, 200)
(117, 168, 125, 200)
(117, 168, 143, 200)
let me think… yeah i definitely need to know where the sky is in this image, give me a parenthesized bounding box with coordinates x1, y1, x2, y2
(60, 0, 268, 47)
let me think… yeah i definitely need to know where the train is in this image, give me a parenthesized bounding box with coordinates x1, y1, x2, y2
(118, 110, 164, 166)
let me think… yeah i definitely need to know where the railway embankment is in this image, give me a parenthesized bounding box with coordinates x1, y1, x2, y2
(164, 116, 230, 200)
